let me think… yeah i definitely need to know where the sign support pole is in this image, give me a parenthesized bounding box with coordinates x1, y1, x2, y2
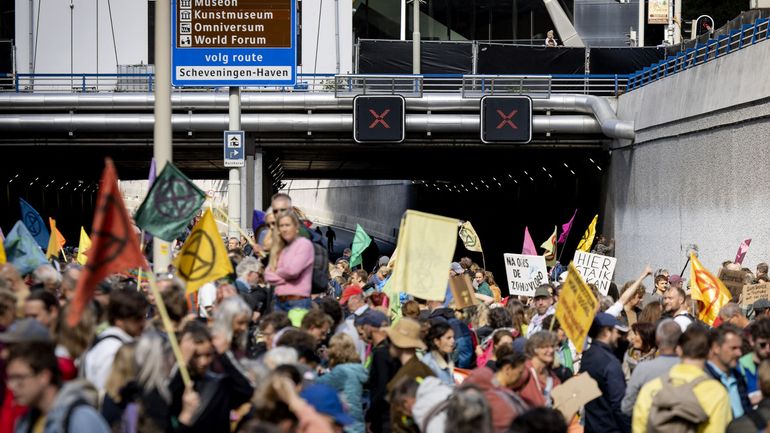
(228, 86, 241, 238)
(153, 0, 172, 273)
(413, 0, 420, 74)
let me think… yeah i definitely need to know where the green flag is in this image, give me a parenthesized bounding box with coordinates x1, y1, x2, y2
(134, 162, 205, 242)
(349, 224, 372, 268)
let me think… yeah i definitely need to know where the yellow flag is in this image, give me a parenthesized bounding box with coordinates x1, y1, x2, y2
(689, 253, 732, 326)
(555, 263, 599, 353)
(459, 221, 483, 253)
(77, 227, 92, 265)
(576, 215, 598, 252)
(46, 218, 66, 259)
(540, 226, 557, 267)
(174, 208, 233, 294)
(0, 241, 5, 265)
(391, 210, 457, 301)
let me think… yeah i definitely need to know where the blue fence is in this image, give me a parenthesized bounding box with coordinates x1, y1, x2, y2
(627, 17, 770, 90)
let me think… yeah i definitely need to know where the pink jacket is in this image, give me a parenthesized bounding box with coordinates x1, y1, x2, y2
(265, 236, 314, 296)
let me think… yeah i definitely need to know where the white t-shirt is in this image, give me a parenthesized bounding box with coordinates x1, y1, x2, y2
(673, 312, 693, 331)
(198, 282, 216, 318)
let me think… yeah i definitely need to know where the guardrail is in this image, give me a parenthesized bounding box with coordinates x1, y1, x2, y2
(0, 72, 629, 97)
(627, 17, 770, 90)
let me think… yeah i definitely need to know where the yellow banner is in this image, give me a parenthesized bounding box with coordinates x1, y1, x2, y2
(174, 208, 233, 294)
(391, 210, 457, 301)
(648, 0, 669, 25)
(555, 263, 598, 353)
(690, 253, 732, 326)
(576, 214, 598, 252)
(77, 227, 92, 265)
(541, 225, 557, 267)
(459, 221, 483, 253)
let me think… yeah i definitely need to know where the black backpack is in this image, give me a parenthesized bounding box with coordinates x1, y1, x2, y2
(311, 242, 330, 294)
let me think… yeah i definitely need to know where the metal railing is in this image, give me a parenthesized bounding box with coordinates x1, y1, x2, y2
(627, 17, 770, 91)
(1, 72, 630, 97)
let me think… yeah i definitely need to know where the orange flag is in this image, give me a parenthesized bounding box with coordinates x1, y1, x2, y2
(689, 253, 732, 326)
(67, 159, 147, 326)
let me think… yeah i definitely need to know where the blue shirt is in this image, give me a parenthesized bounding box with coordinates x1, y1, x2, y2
(707, 361, 745, 418)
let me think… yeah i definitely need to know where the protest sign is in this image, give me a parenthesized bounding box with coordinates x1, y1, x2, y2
(555, 263, 598, 353)
(503, 253, 549, 297)
(449, 274, 478, 309)
(573, 251, 617, 296)
(718, 268, 747, 301)
(552, 373, 602, 422)
(741, 282, 770, 307)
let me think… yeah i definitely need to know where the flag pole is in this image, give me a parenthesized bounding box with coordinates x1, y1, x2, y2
(481, 251, 487, 271)
(147, 272, 192, 387)
(211, 207, 259, 251)
(60, 247, 67, 262)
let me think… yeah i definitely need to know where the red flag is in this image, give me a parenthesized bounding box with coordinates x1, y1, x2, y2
(67, 159, 147, 326)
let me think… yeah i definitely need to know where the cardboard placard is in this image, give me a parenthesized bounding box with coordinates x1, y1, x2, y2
(503, 253, 549, 297)
(718, 268, 747, 301)
(552, 373, 603, 422)
(741, 282, 770, 307)
(555, 263, 599, 353)
(573, 251, 617, 296)
(449, 274, 479, 309)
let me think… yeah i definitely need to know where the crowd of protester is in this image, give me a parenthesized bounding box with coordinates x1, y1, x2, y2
(2, 192, 770, 433)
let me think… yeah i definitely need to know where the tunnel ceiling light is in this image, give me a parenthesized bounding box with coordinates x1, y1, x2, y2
(529, 177, 534, 182)
(589, 157, 595, 164)
(513, 180, 518, 184)
(563, 163, 569, 168)
(492, 177, 497, 181)
(507, 174, 513, 178)
(547, 173, 553, 179)
(542, 167, 547, 172)
(596, 166, 602, 171)
(523, 170, 529, 176)
(570, 169, 576, 175)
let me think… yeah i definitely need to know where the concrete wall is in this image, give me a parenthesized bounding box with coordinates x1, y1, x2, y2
(282, 179, 412, 243)
(606, 38, 770, 283)
(15, 0, 148, 78)
(299, 0, 353, 74)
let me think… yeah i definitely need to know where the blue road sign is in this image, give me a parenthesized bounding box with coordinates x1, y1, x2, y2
(172, 0, 297, 87)
(224, 130, 245, 167)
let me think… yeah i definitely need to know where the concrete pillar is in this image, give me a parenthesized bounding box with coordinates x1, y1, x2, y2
(227, 86, 241, 238)
(254, 148, 264, 211)
(152, 0, 172, 272)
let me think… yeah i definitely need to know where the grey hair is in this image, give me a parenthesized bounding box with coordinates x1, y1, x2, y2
(656, 319, 682, 350)
(446, 386, 493, 433)
(263, 347, 299, 370)
(33, 264, 62, 287)
(135, 333, 172, 403)
(212, 296, 252, 351)
(236, 256, 262, 280)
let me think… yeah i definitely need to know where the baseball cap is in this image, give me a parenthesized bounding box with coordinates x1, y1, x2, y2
(0, 319, 53, 343)
(340, 285, 364, 305)
(300, 384, 354, 426)
(754, 299, 770, 311)
(378, 256, 390, 267)
(593, 312, 629, 333)
(534, 285, 552, 299)
(354, 309, 390, 328)
(668, 275, 683, 285)
(450, 262, 464, 275)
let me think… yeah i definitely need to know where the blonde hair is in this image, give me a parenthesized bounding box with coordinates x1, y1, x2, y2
(268, 212, 301, 270)
(105, 342, 137, 403)
(327, 333, 360, 368)
(56, 304, 97, 360)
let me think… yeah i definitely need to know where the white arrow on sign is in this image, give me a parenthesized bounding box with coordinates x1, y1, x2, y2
(232, 149, 239, 157)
